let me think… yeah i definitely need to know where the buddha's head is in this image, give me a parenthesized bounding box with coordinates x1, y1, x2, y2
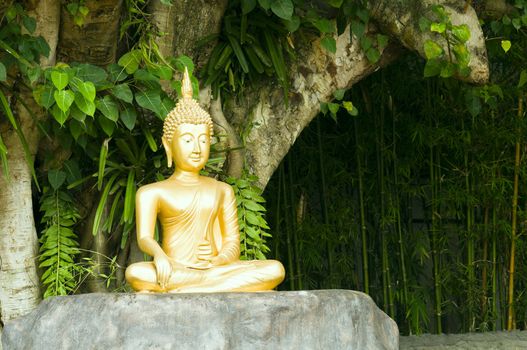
(162, 68, 214, 172)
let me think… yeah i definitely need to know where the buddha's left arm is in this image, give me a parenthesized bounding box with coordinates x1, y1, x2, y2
(216, 183, 241, 263)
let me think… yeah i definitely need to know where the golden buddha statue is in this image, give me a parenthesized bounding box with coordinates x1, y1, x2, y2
(125, 69, 285, 293)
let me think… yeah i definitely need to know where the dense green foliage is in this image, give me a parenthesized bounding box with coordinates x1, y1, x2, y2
(267, 0, 527, 335)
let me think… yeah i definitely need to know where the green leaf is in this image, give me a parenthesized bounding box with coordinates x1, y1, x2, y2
(283, 16, 300, 32)
(501, 40, 511, 53)
(342, 101, 358, 116)
(518, 70, 527, 88)
(111, 84, 133, 103)
(377, 34, 389, 51)
(245, 211, 261, 226)
(243, 199, 266, 212)
(430, 22, 446, 33)
(321, 37, 336, 54)
(424, 58, 441, 77)
(69, 119, 84, 140)
(333, 89, 345, 100)
(54, 90, 75, 113)
(77, 81, 96, 102)
(419, 17, 431, 32)
(327, 0, 344, 8)
(453, 44, 470, 66)
(173, 55, 195, 74)
(241, 0, 257, 14)
(48, 169, 66, 190)
(74, 64, 108, 83)
(366, 47, 380, 63)
(151, 65, 172, 80)
(351, 21, 365, 38)
(50, 104, 69, 125)
(97, 139, 109, 190)
(22, 15, 36, 33)
(360, 36, 373, 51)
(118, 50, 142, 74)
(356, 9, 369, 23)
(96, 96, 119, 122)
(271, 0, 294, 20)
(51, 71, 69, 90)
(313, 18, 335, 33)
(120, 106, 137, 131)
(320, 102, 328, 114)
(74, 94, 95, 116)
(0, 62, 6, 81)
(135, 90, 161, 116)
(440, 62, 455, 78)
(424, 40, 443, 59)
(93, 173, 118, 235)
(70, 104, 86, 122)
(159, 97, 176, 118)
(328, 102, 339, 115)
(227, 35, 249, 74)
(123, 171, 136, 223)
(258, 0, 271, 10)
(512, 18, 521, 30)
(107, 63, 128, 82)
(98, 116, 115, 136)
(452, 24, 470, 43)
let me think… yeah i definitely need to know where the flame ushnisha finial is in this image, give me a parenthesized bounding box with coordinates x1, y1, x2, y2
(181, 66, 193, 99)
(162, 66, 214, 144)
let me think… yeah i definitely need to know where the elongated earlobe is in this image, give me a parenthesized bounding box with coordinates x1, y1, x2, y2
(162, 138, 173, 168)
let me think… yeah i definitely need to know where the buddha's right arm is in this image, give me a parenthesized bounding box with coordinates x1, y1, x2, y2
(135, 187, 165, 258)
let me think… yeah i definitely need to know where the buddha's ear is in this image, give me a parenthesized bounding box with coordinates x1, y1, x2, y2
(162, 138, 172, 168)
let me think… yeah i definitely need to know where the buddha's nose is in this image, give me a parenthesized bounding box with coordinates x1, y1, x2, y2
(192, 140, 201, 154)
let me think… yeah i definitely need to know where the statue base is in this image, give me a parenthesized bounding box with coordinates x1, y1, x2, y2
(2, 290, 398, 350)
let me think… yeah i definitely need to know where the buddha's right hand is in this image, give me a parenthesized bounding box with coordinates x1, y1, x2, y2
(153, 253, 172, 289)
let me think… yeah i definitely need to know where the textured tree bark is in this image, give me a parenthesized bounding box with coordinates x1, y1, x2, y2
(0, 0, 60, 322)
(366, 0, 488, 84)
(57, 0, 123, 65)
(149, 0, 228, 70)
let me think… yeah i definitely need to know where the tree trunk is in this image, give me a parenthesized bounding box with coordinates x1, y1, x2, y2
(0, 0, 60, 322)
(57, 0, 122, 65)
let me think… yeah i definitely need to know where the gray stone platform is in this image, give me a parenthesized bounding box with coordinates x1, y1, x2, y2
(2, 290, 398, 350)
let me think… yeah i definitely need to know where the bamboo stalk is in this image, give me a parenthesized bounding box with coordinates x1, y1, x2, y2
(465, 148, 475, 331)
(427, 81, 442, 334)
(430, 146, 442, 334)
(481, 206, 489, 320)
(354, 118, 369, 294)
(288, 155, 303, 290)
(492, 206, 498, 331)
(280, 163, 296, 290)
(507, 95, 523, 330)
(273, 163, 283, 260)
(317, 117, 333, 284)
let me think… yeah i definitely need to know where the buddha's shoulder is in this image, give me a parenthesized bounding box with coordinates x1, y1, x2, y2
(136, 180, 170, 198)
(199, 176, 234, 193)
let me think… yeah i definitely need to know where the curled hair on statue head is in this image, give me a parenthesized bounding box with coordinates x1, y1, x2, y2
(162, 67, 214, 143)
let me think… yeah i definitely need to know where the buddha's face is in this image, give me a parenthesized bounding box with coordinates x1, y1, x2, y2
(167, 123, 210, 172)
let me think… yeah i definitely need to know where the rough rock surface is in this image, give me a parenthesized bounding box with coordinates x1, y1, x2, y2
(2, 290, 398, 350)
(400, 331, 527, 349)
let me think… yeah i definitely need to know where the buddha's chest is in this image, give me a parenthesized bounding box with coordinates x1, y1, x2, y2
(157, 185, 219, 219)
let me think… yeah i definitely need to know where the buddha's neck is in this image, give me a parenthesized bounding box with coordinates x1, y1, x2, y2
(171, 169, 201, 184)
